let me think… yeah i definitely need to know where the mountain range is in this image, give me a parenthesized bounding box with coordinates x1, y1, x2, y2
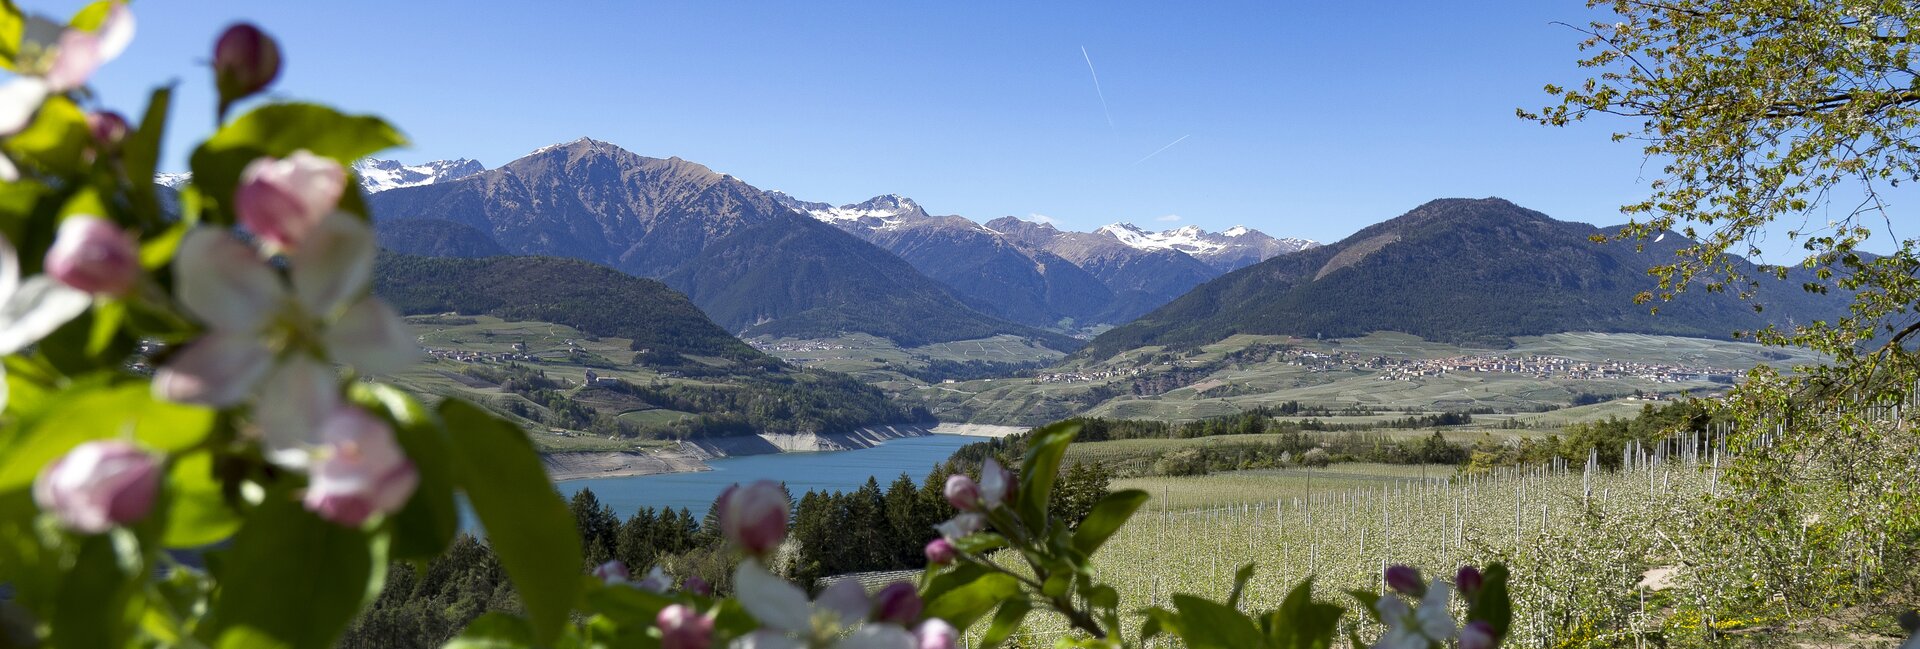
(365, 138, 1311, 344)
(1084, 197, 1849, 358)
(770, 193, 1316, 327)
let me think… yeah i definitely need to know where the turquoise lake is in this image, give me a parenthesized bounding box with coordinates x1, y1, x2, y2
(547, 434, 976, 522)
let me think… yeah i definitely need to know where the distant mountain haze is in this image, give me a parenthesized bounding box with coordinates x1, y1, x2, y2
(1085, 197, 1850, 359)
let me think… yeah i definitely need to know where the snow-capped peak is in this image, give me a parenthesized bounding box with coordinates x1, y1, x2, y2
(801, 194, 927, 230)
(154, 172, 193, 189)
(1223, 225, 1251, 237)
(352, 158, 485, 193)
(1096, 222, 1226, 255)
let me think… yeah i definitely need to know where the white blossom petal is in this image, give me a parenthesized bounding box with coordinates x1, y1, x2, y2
(0, 154, 17, 182)
(734, 559, 814, 634)
(1415, 581, 1454, 640)
(815, 579, 869, 629)
(729, 630, 807, 649)
(323, 297, 416, 375)
(93, 4, 133, 63)
(833, 624, 915, 649)
(175, 228, 283, 332)
(290, 213, 374, 317)
(0, 76, 50, 136)
(151, 332, 274, 406)
(0, 233, 21, 301)
(0, 276, 90, 354)
(255, 356, 341, 469)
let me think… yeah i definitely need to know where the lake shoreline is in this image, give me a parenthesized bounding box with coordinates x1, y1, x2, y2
(540, 422, 1026, 482)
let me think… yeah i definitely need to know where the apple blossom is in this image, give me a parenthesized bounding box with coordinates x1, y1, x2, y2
(0, 4, 133, 136)
(942, 474, 979, 511)
(732, 559, 915, 649)
(978, 458, 1011, 509)
(44, 216, 138, 295)
(871, 582, 921, 626)
(1385, 565, 1424, 597)
(234, 151, 348, 252)
(1456, 565, 1483, 599)
(32, 440, 160, 533)
(1459, 620, 1497, 649)
(923, 538, 955, 565)
(152, 214, 417, 468)
(638, 566, 672, 594)
(301, 405, 419, 527)
(719, 481, 788, 555)
(213, 23, 281, 104)
(933, 512, 984, 540)
(593, 560, 631, 584)
(683, 575, 713, 597)
(658, 604, 713, 649)
(86, 111, 129, 151)
(914, 619, 957, 649)
(0, 233, 91, 360)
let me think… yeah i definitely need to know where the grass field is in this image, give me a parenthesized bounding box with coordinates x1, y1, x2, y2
(987, 450, 1893, 647)
(385, 315, 700, 451)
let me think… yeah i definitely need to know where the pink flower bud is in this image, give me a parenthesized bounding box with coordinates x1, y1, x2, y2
(656, 604, 713, 649)
(683, 575, 712, 597)
(1385, 565, 1425, 597)
(872, 581, 923, 625)
(87, 111, 129, 151)
(924, 538, 956, 565)
(979, 458, 1012, 509)
(32, 440, 160, 533)
(45, 215, 138, 295)
(1459, 620, 1497, 649)
(915, 619, 958, 649)
(302, 406, 419, 527)
(718, 480, 788, 555)
(943, 474, 980, 511)
(1456, 565, 1484, 599)
(593, 560, 630, 584)
(234, 150, 345, 251)
(213, 23, 280, 103)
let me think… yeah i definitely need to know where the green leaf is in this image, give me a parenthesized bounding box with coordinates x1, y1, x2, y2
(1072, 489, 1147, 555)
(158, 450, 242, 548)
(354, 384, 456, 561)
(0, 2, 22, 69)
(6, 95, 89, 175)
(923, 570, 1020, 631)
(1345, 590, 1383, 624)
(123, 85, 173, 223)
(979, 598, 1031, 649)
(189, 103, 405, 213)
(1262, 578, 1344, 649)
(206, 494, 378, 649)
(1016, 420, 1079, 528)
(1227, 563, 1256, 609)
(0, 382, 214, 492)
(444, 613, 537, 649)
(440, 399, 581, 646)
(951, 532, 1007, 555)
(581, 580, 675, 627)
(1138, 606, 1181, 643)
(1171, 594, 1267, 649)
(50, 532, 140, 649)
(1466, 563, 1512, 638)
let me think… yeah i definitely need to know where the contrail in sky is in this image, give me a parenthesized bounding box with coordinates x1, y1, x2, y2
(1131, 134, 1190, 166)
(1081, 46, 1113, 127)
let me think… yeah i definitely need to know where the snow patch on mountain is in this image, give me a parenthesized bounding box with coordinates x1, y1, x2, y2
(353, 158, 485, 193)
(1096, 223, 1227, 255)
(154, 172, 193, 188)
(797, 194, 925, 230)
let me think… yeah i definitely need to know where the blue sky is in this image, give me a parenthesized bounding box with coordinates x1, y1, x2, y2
(66, 1, 1650, 244)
